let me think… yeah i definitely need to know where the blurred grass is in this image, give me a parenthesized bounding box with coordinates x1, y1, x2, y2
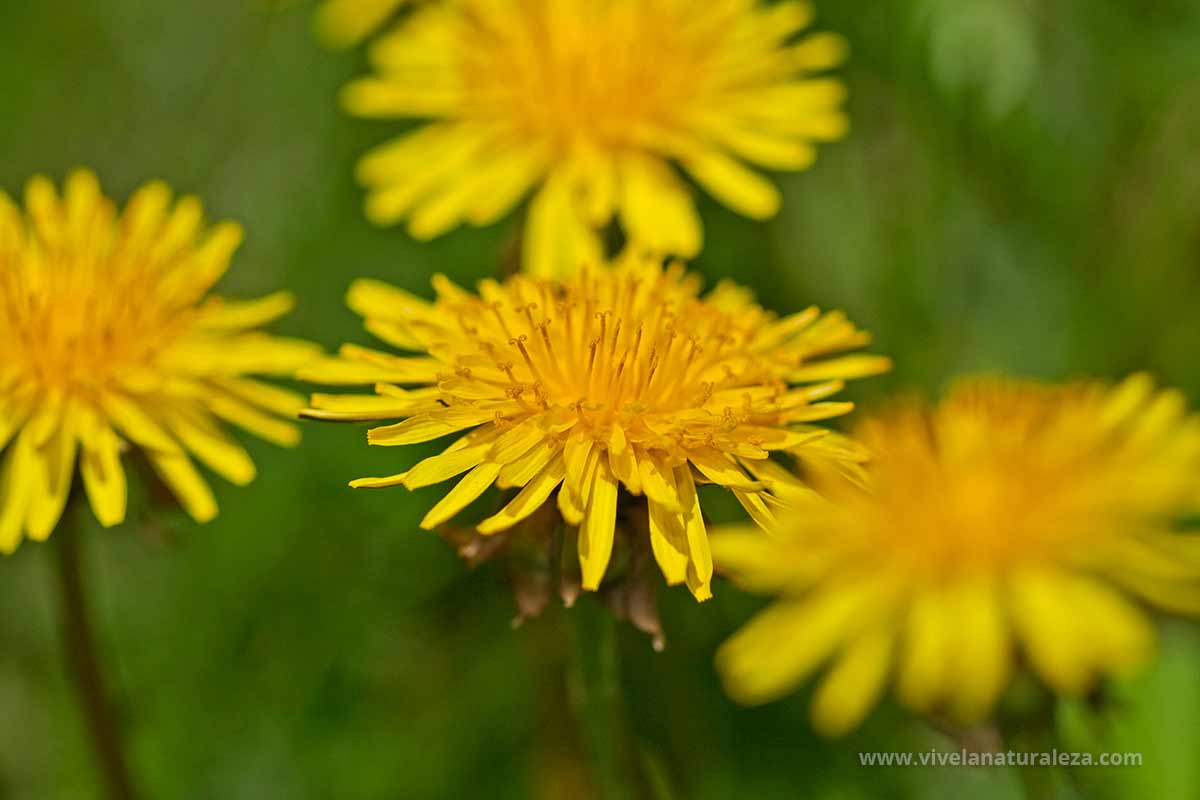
(2, 0, 1199, 798)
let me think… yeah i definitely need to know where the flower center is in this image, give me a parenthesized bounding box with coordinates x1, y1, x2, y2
(433, 268, 788, 447)
(859, 404, 1116, 576)
(457, 0, 719, 151)
(1, 265, 189, 399)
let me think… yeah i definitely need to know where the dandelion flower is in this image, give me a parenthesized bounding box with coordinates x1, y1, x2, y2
(715, 375, 1200, 735)
(342, 0, 849, 277)
(300, 252, 889, 600)
(314, 0, 414, 49)
(0, 170, 321, 552)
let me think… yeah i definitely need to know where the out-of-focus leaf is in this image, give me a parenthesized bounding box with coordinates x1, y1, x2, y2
(916, 0, 1039, 119)
(1057, 623, 1200, 800)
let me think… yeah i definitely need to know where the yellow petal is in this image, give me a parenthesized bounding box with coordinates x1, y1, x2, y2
(163, 408, 257, 487)
(523, 173, 603, 279)
(368, 411, 491, 447)
(675, 465, 713, 601)
(315, 0, 408, 48)
(296, 354, 438, 385)
(148, 451, 218, 524)
(498, 439, 560, 488)
(420, 462, 501, 530)
(1008, 568, 1091, 696)
(946, 579, 1010, 722)
(25, 174, 64, 246)
(25, 415, 78, 541)
(617, 153, 702, 258)
(733, 488, 777, 530)
(303, 392, 433, 422)
(562, 430, 595, 505)
(205, 394, 301, 448)
(196, 291, 295, 330)
(789, 355, 894, 383)
(465, 145, 547, 226)
(579, 458, 619, 591)
(404, 441, 490, 489)
(718, 592, 857, 706)
(695, 114, 817, 171)
(79, 412, 127, 528)
(895, 590, 950, 714)
(609, 433, 641, 495)
(64, 169, 103, 244)
(680, 146, 781, 220)
(648, 495, 689, 586)
(166, 221, 244, 306)
(148, 193, 203, 265)
(489, 420, 548, 465)
(811, 626, 894, 737)
(687, 448, 761, 491)
(341, 77, 459, 118)
(638, 455, 680, 513)
(102, 393, 181, 455)
(1066, 574, 1155, 677)
(719, 571, 897, 706)
(215, 377, 308, 417)
(117, 179, 170, 256)
(349, 473, 409, 489)
(0, 429, 36, 554)
(477, 455, 565, 535)
(557, 442, 596, 529)
(347, 278, 434, 324)
(0, 400, 30, 453)
(789, 32, 850, 71)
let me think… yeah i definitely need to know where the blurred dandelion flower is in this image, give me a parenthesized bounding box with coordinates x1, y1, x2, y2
(342, 0, 849, 277)
(314, 0, 414, 49)
(301, 252, 889, 600)
(715, 375, 1200, 736)
(0, 170, 321, 551)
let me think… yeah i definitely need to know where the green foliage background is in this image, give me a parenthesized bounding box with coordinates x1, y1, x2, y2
(2, 0, 1200, 798)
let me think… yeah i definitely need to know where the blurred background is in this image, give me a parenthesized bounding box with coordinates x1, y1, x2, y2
(2, 0, 1200, 797)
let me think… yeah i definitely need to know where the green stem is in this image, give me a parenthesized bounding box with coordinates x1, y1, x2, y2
(1015, 762, 1058, 800)
(566, 599, 633, 800)
(1005, 715, 1064, 800)
(54, 511, 139, 800)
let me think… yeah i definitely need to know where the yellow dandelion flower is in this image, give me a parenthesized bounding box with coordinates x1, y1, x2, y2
(300, 252, 889, 600)
(714, 375, 1200, 736)
(314, 0, 414, 49)
(343, 0, 849, 277)
(0, 170, 321, 551)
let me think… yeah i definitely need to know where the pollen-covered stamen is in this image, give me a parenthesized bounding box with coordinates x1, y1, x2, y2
(488, 301, 513, 339)
(606, 316, 623, 364)
(510, 335, 543, 383)
(521, 302, 539, 331)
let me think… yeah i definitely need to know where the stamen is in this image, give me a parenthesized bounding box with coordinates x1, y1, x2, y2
(586, 339, 599, 382)
(597, 311, 608, 354)
(511, 334, 545, 384)
(522, 303, 539, 333)
(607, 317, 623, 362)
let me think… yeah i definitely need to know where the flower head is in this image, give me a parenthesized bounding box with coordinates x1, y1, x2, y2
(715, 375, 1200, 735)
(301, 252, 889, 600)
(343, 0, 849, 276)
(0, 170, 320, 551)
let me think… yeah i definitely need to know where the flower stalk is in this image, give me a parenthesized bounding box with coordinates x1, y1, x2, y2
(54, 505, 139, 800)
